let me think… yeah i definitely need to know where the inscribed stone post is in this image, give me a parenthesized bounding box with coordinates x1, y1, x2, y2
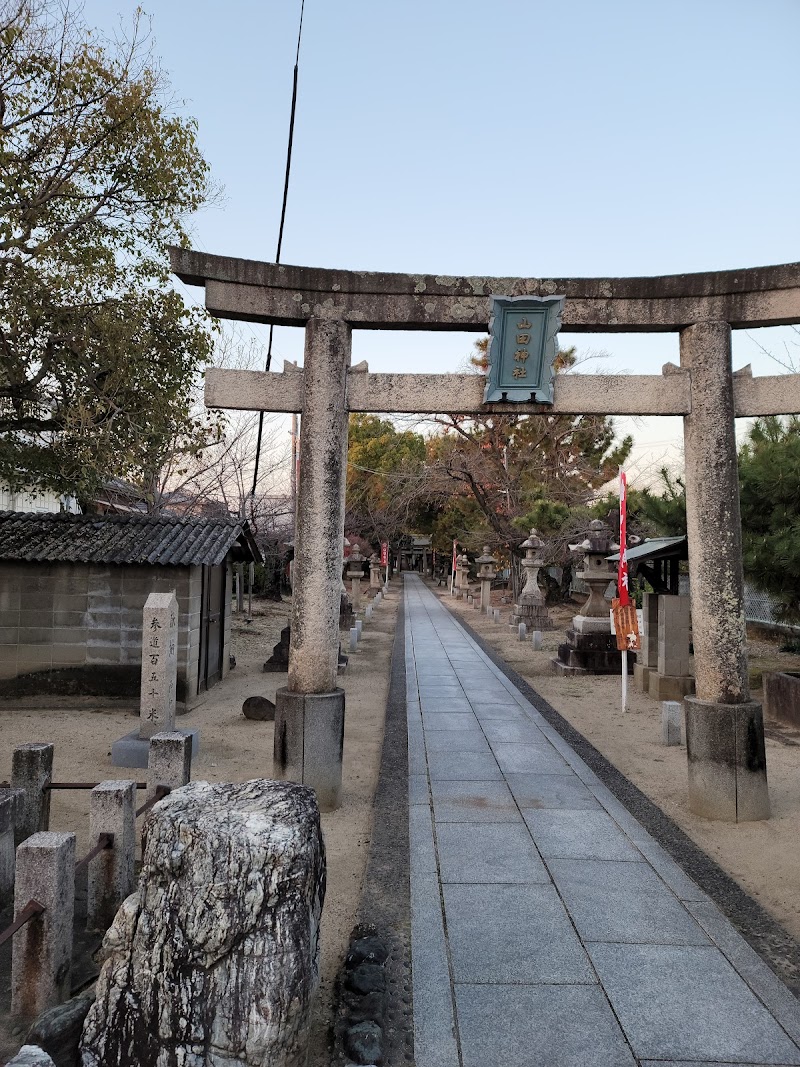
(139, 592, 178, 740)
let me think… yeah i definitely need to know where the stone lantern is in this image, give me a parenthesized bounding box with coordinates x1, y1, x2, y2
(475, 546, 497, 614)
(369, 552, 382, 590)
(347, 543, 365, 613)
(552, 518, 628, 676)
(571, 519, 619, 630)
(511, 528, 551, 630)
(455, 552, 470, 597)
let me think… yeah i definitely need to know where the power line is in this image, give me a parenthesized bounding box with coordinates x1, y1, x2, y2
(251, 0, 306, 506)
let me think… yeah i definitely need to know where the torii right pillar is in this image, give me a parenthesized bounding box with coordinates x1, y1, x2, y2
(681, 320, 769, 821)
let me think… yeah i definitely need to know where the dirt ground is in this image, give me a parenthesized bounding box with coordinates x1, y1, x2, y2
(0, 586, 398, 1064)
(437, 582, 800, 945)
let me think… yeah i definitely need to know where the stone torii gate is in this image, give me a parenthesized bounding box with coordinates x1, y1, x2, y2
(172, 248, 800, 820)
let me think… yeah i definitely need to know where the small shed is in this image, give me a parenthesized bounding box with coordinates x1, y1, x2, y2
(0, 512, 261, 705)
(607, 535, 688, 595)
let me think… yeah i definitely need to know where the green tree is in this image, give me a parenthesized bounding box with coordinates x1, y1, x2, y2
(739, 416, 800, 623)
(426, 345, 633, 545)
(593, 468, 686, 538)
(0, 1, 214, 502)
(346, 413, 427, 545)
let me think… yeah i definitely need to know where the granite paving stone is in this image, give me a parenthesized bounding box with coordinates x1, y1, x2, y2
(506, 772, 602, 810)
(523, 809, 643, 861)
(548, 858, 711, 945)
(426, 749, 503, 781)
(455, 985, 636, 1067)
(424, 730, 492, 754)
(436, 822, 549, 884)
(480, 719, 546, 744)
(444, 883, 595, 984)
(492, 741, 571, 775)
(588, 942, 800, 1064)
(430, 779, 519, 823)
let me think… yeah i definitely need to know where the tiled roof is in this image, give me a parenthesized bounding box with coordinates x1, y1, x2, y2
(0, 512, 262, 566)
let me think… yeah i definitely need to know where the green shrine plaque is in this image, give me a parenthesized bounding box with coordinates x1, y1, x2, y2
(484, 294, 564, 404)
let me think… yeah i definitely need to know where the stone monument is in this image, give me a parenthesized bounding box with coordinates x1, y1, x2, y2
(553, 519, 631, 675)
(111, 593, 198, 768)
(510, 528, 552, 631)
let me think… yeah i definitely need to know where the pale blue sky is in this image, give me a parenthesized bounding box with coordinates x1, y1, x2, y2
(82, 0, 800, 480)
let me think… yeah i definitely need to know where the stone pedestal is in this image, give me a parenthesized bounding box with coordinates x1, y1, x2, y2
(552, 625, 633, 676)
(274, 687, 345, 813)
(681, 320, 769, 821)
(685, 698, 770, 821)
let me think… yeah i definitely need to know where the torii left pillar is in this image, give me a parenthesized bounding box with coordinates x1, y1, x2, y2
(274, 317, 351, 811)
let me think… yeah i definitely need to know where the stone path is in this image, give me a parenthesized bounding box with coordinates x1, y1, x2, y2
(405, 574, 800, 1067)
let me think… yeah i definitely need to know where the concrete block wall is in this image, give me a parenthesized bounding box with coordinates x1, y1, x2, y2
(0, 562, 206, 702)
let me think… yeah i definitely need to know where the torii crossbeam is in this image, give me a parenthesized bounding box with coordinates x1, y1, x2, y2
(172, 247, 800, 819)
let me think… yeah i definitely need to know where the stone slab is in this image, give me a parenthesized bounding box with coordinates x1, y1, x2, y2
(479, 719, 546, 744)
(422, 713, 478, 732)
(506, 773, 601, 811)
(443, 883, 595, 984)
(522, 809, 643, 861)
(424, 730, 491, 754)
(649, 671, 694, 702)
(492, 742, 571, 776)
(430, 780, 519, 824)
(111, 727, 199, 769)
(589, 942, 800, 1064)
(454, 984, 636, 1067)
(436, 823, 549, 884)
(426, 750, 503, 781)
(548, 858, 710, 945)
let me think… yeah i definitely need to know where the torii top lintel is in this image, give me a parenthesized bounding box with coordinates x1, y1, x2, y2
(170, 247, 800, 332)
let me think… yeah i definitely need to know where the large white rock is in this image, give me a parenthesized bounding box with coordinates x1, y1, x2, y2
(80, 780, 325, 1067)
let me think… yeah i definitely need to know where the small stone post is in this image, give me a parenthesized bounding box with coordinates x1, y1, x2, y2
(681, 320, 769, 821)
(347, 543, 364, 613)
(532, 631, 543, 651)
(0, 787, 22, 902)
(11, 831, 76, 1023)
(12, 743, 54, 846)
(369, 553, 382, 589)
(662, 702, 682, 746)
(476, 546, 497, 614)
(518, 623, 527, 642)
(139, 591, 179, 739)
(87, 781, 136, 932)
(274, 317, 350, 812)
(147, 732, 191, 801)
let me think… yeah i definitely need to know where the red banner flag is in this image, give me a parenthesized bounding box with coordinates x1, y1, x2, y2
(618, 470, 630, 607)
(380, 541, 388, 567)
